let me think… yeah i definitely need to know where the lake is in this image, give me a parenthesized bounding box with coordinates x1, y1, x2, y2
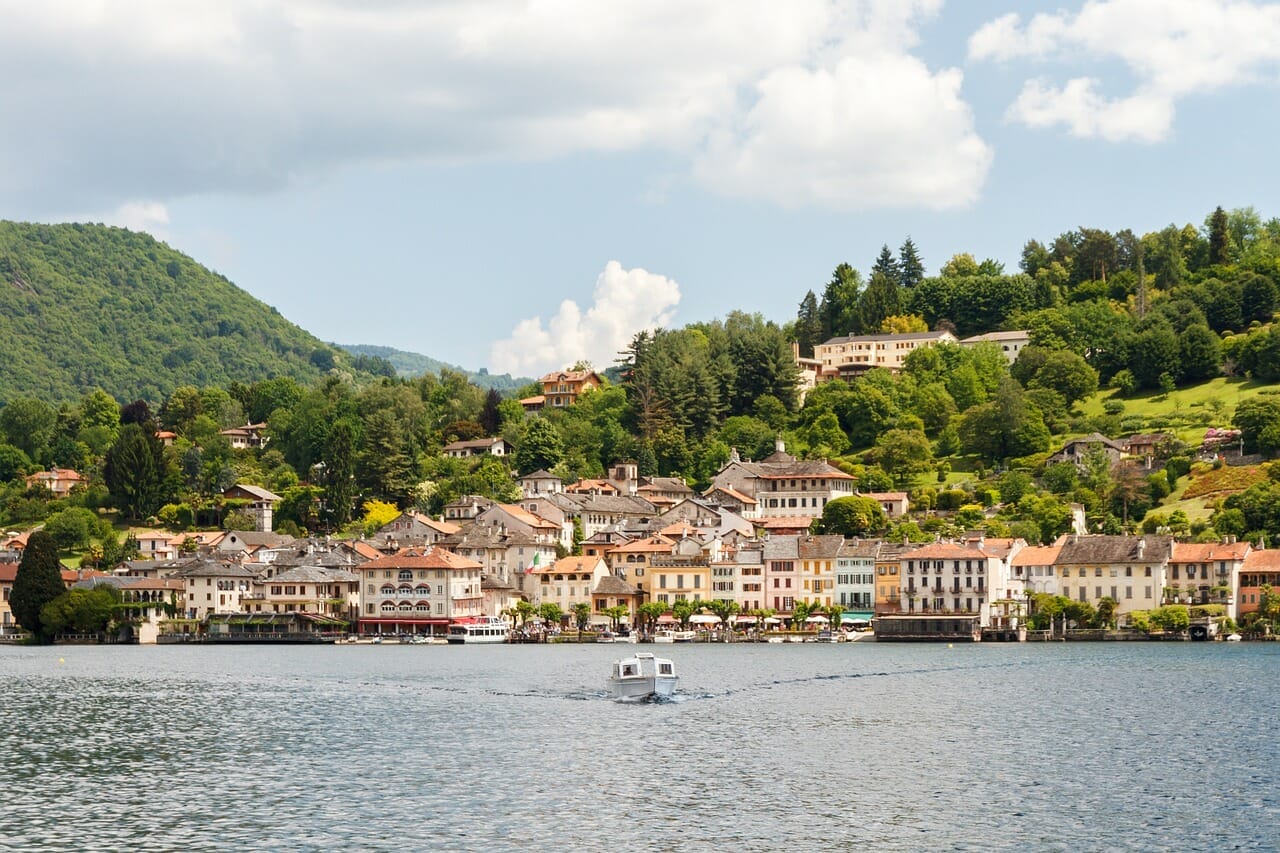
(2, 641, 1278, 851)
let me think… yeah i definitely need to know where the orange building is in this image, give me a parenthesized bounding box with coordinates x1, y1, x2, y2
(539, 369, 603, 408)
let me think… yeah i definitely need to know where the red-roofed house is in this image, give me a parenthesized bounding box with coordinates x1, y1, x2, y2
(1237, 547, 1280, 620)
(529, 555, 611, 613)
(356, 547, 484, 635)
(25, 467, 85, 498)
(540, 369, 603, 409)
(1169, 540, 1250, 608)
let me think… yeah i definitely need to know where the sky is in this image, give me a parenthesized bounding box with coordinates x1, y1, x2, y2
(5, 0, 1280, 378)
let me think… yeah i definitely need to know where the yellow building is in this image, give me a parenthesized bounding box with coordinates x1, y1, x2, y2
(797, 534, 842, 609)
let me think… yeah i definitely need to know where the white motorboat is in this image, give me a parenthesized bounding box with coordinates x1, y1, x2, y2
(446, 616, 511, 644)
(607, 652, 678, 700)
(653, 629, 696, 643)
(1227, 633, 1243, 642)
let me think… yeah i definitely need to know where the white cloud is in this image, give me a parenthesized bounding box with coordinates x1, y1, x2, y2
(488, 261, 680, 376)
(106, 200, 171, 234)
(0, 0, 989, 214)
(970, 0, 1280, 142)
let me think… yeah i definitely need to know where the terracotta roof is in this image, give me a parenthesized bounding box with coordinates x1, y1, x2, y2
(533, 556, 605, 575)
(1243, 549, 1280, 571)
(754, 516, 817, 530)
(864, 491, 908, 501)
(608, 535, 675, 554)
(360, 547, 483, 572)
(539, 369, 601, 383)
(494, 503, 559, 530)
(1170, 541, 1251, 563)
(1011, 544, 1062, 566)
(903, 542, 997, 560)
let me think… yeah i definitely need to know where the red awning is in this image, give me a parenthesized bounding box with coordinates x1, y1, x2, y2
(358, 618, 450, 626)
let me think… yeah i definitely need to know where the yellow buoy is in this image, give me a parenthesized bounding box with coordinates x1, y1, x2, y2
(947, 644, 953, 649)
(58, 658, 65, 664)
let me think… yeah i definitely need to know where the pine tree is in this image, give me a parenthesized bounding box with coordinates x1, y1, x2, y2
(1208, 205, 1230, 266)
(10, 530, 66, 640)
(478, 388, 503, 435)
(795, 290, 822, 357)
(872, 244, 901, 285)
(857, 271, 903, 335)
(103, 423, 168, 520)
(898, 237, 925, 289)
(819, 264, 861, 338)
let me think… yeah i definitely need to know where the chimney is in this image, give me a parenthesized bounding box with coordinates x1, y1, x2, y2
(1136, 538, 1145, 559)
(775, 437, 786, 454)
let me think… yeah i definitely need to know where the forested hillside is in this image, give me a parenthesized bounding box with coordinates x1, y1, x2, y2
(0, 222, 370, 403)
(7, 206, 1280, 555)
(338, 343, 529, 391)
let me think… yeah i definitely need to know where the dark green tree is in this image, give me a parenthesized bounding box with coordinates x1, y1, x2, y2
(898, 237, 925, 289)
(872, 244, 901, 285)
(795, 290, 823, 357)
(515, 417, 564, 475)
(857, 270, 902, 335)
(10, 530, 66, 640)
(0, 397, 57, 464)
(819, 264, 861, 339)
(817, 496, 888, 536)
(322, 417, 359, 525)
(1178, 324, 1222, 382)
(1241, 273, 1277, 325)
(103, 423, 169, 520)
(478, 388, 503, 435)
(1208, 205, 1230, 266)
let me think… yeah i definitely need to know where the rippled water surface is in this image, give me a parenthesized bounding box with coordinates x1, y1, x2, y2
(2, 641, 1278, 851)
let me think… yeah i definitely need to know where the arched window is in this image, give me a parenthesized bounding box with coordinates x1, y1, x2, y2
(380, 586, 396, 597)
(415, 585, 430, 597)
(398, 585, 413, 597)
(415, 602, 430, 612)
(398, 570, 413, 581)
(380, 600, 396, 612)
(399, 601, 413, 611)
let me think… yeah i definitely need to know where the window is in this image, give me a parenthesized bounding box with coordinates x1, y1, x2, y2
(399, 570, 412, 581)
(1125, 587, 1133, 599)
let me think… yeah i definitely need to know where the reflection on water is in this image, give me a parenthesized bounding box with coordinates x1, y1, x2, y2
(2, 643, 1278, 851)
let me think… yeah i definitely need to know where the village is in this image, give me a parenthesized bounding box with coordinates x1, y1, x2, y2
(1, 402, 1273, 645)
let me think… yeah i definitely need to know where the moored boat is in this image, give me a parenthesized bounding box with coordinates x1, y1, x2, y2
(447, 616, 511, 644)
(653, 629, 696, 643)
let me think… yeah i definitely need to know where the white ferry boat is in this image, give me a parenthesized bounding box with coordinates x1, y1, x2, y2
(607, 652, 678, 700)
(446, 616, 511, 644)
(653, 629, 696, 643)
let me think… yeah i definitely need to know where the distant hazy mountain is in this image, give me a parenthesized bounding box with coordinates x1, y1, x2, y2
(0, 222, 351, 403)
(339, 343, 531, 391)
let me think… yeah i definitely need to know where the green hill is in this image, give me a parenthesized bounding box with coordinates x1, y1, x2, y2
(338, 343, 532, 391)
(0, 222, 341, 403)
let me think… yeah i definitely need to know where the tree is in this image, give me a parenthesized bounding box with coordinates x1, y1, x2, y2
(857, 271, 902, 336)
(636, 601, 667, 636)
(571, 601, 592, 640)
(537, 602, 564, 630)
(1178, 324, 1222, 383)
(705, 599, 739, 639)
(872, 244, 901, 285)
(10, 531, 66, 640)
(1025, 349, 1099, 407)
(0, 397, 57, 464)
(40, 586, 120, 636)
(671, 598, 700, 630)
(103, 423, 169, 521)
(818, 496, 888, 536)
(602, 604, 630, 631)
(795, 290, 823, 357)
(820, 264, 862, 339)
(899, 237, 925, 289)
(869, 429, 933, 487)
(42, 507, 98, 551)
(1208, 205, 1230, 266)
(478, 389, 503, 435)
(515, 417, 564, 476)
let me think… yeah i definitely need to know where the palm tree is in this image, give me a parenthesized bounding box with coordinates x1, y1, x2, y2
(825, 603, 844, 630)
(537, 602, 564, 636)
(791, 600, 813, 630)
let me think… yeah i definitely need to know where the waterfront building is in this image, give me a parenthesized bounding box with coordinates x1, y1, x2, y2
(835, 539, 879, 612)
(1053, 534, 1173, 617)
(172, 558, 258, 619)
(529, 555, 611, 614)
(710, 542, 764, 613)
(873, 542, 911, 615)
(797, 534, 842, 611)
(1237, 547, 1280, 618)
(242, 565, 360, 622)
(439, 522, 557, 599)
(0, 560, 17, 634)
(647, 538, 712, 606)
(763, 535, 800, 614)
(899, 541, 1003, 626)
(356, 547, 484, 635)
(607, 534, 674, 599)
(1167, 540, 1249, 611)
(1011, 541, 1064, 597)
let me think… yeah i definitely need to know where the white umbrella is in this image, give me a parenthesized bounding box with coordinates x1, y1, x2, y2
(806, 614, 829, 623)
(735, 615, 758, 623)
(689, 614, 720, 625)
(764, 616, 782, 624)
